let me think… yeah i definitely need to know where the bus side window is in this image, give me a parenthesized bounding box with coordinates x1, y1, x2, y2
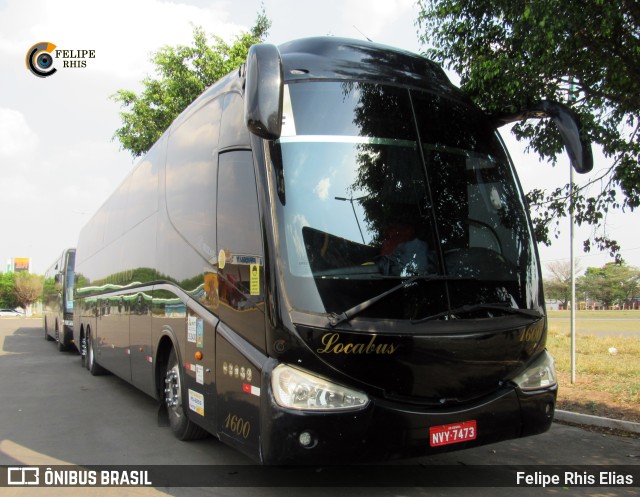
(165, 96, 223, 261)
(216, 151, 265, 351)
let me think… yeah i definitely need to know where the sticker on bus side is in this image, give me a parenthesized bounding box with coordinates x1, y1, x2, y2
(250, 263, 260, 295)
(188, 389, 205, 416)
(429, 420, 477, 447)
(187, 316, 197, 343)
(196, 318, 204, 348)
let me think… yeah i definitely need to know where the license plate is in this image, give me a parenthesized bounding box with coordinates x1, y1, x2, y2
(429, 420, 477, 447)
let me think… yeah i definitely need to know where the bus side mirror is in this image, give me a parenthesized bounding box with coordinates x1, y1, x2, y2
(493, 101, 593, 174)
(244, 43, 284, 140)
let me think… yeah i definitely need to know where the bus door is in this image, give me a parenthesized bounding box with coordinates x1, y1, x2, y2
(214, 150, 265, 458)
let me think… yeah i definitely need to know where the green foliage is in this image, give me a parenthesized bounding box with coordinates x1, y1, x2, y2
(0, 272, 18, 308)
(576, 263, 640, 307)
(112, 9, 271, 158)
(416, 1, 640, 259)
(43, 276, 56, 297)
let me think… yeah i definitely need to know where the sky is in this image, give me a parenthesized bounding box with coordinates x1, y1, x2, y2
(1, 0, 639, 276)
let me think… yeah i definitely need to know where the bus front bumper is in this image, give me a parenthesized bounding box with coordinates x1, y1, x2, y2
(259, 383, 556, 465)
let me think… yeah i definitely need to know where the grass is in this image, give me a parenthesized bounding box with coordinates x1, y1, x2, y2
(546, 311, 640, 425)
(546, 310, 640, 335)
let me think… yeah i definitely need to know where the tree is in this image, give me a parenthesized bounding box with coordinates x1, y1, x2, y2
(13, 272, 43, 316)
(577, 263, 640, 308)
(416, 1, 640, 260)
(543, 259, 583, 307)
(0, 272, 19, 309)
(112, 9, 271, 158)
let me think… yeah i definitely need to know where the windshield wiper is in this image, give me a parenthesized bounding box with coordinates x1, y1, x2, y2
(412, 302, 543, 324)
(327, 274, 470, 327)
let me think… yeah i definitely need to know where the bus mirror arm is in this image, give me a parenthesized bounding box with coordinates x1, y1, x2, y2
(492, 101, 593, 174)
(244, 43, 284, 141)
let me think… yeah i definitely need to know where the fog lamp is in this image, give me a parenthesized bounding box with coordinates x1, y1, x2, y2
(298, 431, 313, 447)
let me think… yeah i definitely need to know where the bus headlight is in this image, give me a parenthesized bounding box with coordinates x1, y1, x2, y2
(272, 364, 369, 411)
(512, 350, 557, 391)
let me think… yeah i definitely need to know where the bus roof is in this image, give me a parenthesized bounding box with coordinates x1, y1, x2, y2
(278, 36, 463, 98)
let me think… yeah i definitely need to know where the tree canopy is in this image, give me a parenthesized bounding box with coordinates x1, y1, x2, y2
(416, 0, 640, 260)
(112, 10, 271, 158)
(543, 259, 584, 307)
(13, 272, 43, 315)
(0, 272, 19, 309)
(577, 263, 640, 308)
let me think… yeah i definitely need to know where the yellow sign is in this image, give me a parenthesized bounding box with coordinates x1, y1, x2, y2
(14, 258, 30, 272)
(250, 264, 260, 295)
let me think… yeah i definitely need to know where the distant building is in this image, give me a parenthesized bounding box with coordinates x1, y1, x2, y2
(545, 299, 561, 311)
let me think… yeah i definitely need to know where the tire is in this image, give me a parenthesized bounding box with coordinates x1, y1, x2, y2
(164, 348, 208, 441)
(55, 323, 67, 352)
(86, 331, 107, 376)
(44, 319, 54, 341)
(80, 333, 87, 367)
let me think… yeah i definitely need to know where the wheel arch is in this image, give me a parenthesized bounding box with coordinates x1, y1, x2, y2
(155, 333, 176, 399)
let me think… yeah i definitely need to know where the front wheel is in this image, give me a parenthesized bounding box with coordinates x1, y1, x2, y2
(44, 319, 54, 341)
(164, 348, 208, 441)
(55, 324, 67, 352)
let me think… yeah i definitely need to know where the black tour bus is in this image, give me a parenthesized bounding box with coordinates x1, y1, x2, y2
(74, 37, 592, 464)
(43, 248, 76, 351)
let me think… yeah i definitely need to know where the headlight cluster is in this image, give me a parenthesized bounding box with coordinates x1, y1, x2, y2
(272, 364, 369, 411)
(512, 350, 557, 391)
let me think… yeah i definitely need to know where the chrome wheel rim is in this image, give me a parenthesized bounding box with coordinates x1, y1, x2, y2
(164, 367, 181, 409)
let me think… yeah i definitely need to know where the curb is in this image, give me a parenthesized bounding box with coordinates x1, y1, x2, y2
(555, 410, 640, 435)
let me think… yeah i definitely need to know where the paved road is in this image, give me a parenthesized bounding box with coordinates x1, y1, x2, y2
(0, 319, 638, 496)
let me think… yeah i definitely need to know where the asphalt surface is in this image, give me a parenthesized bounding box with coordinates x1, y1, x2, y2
(0, 318, 638, 496)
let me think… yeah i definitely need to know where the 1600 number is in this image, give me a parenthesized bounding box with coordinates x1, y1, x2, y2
(224, 413, 251, 439)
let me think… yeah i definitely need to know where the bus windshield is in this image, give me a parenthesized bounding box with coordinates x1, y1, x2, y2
(273, 81, 540, 321)
(65, 250, 75, 313)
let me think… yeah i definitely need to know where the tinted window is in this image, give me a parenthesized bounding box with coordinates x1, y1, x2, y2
(103, 180, 129, 245)
(219, 92, 250, 149)
(216, 150, 264, 350)
(217, 151, 261, 255)
(166, 97, 222, 261)
(125, 143, 160, 231)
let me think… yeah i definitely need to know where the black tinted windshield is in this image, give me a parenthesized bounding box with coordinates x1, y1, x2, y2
(270, 81, 541, 320)
(65, 251, 75, 313)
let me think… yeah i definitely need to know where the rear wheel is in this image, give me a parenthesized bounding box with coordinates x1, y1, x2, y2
(80, 332, 87, 367)
(164, 348, 208, 441)
(86, 331, 107, 375)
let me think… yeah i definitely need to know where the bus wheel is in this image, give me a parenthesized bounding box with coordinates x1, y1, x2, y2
(44, 319, 53, 341)
(80, 333, 87, 367)
(86, 332, 107, 376)
(55, 324, 67, 352)
(164, 348, 207, 441)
